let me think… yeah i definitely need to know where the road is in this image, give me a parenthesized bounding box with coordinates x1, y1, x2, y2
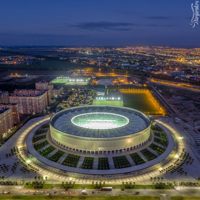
(149, 83, 176, 115)
(150, 78, 200, 93)
(0, 186, 200, 197)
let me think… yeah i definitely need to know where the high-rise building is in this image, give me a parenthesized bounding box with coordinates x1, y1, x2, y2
(0, 104, 20, 124)
(9, 89, 48, 115)
(35, 81, 54, 104)
(52, 85, 64, 98)
(0, 90, 9, 104)
(0, 107, 14, 137)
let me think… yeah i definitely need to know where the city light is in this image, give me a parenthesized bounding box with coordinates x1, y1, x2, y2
(0, 1, 199, 197)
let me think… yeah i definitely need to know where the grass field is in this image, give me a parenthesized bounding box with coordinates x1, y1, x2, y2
(172, 197, 200, 200)
(119, 88, 166, 115)
(93, 99, 123, 107)
(93, 89, 165, 115)
(0, 196, 159, 200)
(51, 77, 89, 85)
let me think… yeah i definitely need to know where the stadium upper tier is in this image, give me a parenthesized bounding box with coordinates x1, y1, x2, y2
(50, 106, 150, 138)
(49, 106, 151, 152)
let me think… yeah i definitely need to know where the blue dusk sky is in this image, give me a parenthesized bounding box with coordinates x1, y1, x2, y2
(0, 0, 199, 47)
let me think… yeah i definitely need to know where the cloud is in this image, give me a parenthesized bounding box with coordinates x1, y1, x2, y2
(72, 20, 175, 32)
(72, 21, 134, 31)
(146, 16, 171, 20)
(144, 23, 175, 28)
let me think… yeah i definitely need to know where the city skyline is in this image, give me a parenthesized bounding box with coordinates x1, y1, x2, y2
(0, 0, 199, 47)
(0, 1, 200, 198)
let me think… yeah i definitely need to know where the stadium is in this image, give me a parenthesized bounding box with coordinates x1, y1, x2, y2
(18, 105, 181, 178)
(49, 106, 152, 153)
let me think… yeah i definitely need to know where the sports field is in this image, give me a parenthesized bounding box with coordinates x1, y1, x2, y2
(51, 77, 90, 85)
(93, 99, 123, 107)
(119, 88, 166, 115)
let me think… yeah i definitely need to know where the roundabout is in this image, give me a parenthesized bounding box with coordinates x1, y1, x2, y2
(15, 106, 186, 183)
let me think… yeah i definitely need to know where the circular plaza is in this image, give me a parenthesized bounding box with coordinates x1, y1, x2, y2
(15, 106, 185, 182)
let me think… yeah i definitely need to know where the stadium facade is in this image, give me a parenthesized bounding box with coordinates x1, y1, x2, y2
(50, 106, 152, 153)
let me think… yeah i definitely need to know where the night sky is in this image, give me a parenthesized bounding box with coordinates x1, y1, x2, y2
(0, 0, 199, 47)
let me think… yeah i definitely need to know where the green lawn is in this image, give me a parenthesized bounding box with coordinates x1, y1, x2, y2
(172, 197, 200, 200)
(51, 77, 89, 85)
(93, 100, 123, 107)
(93, 88, 165, 115)
(118, 88, 166, 115)
(122, 93, 158, 114)
(0, 196, 159, 200)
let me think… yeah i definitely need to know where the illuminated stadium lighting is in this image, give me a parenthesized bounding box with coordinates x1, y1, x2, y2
(26, 158, 32, 164)
(71, 112, 129, 129)
(52, 76, 89, 85)
(50, 106, 151, 153)
(96, 96, 121, 101)
(16, 106, 184, 180)
(174, 154, 179, 159)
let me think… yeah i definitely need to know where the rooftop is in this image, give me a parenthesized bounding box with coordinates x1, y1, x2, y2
(10, 89, 46, 97)
(0, 107, 9, 114)
(51, 106, 150, 138)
